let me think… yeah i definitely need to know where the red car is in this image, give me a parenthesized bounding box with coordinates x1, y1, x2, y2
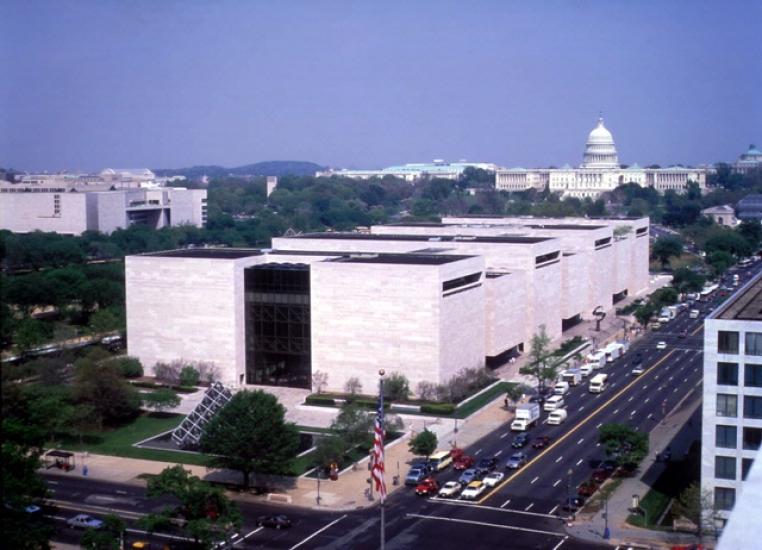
(577, 480, 599, 497)
(453, 455, 475, 471)
(415, 477, 439, 497)
(591, 468, 610, 483)
(450, 447, 465, 462)
(532, 436, 551, 449)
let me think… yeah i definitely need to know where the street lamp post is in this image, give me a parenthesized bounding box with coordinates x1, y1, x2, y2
(603, 491, 610, 539)
(567, 468, 574, 522)
(316, 462, 321, 505)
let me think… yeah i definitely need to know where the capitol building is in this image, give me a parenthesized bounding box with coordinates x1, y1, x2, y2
(496, 117, 707, 198)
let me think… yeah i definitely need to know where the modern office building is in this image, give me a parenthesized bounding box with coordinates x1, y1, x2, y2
(126, 216, 648, 396)
(0, 178, 206, 235)
(495, 117, 707, 198)
(316, 160, 498, 181)
(701, 273, 762, 529)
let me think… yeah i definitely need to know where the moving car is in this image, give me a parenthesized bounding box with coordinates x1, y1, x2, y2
(543, 395, 565, 412)
(405, 466, 430, 486)
(438, 481, 463, 498)
(415, 477, 439, 497)
(511, 433, 530, 448)
(476, 456, 498, 473)
(547, 408, 568, 425)
(482, 471, 505, 487)
(453, 454, 475, 471)
(66, 514, 104, 530)
(656, 341, 667, 350)
(458, 468, 481, 485)
(532, 436, 551, 449)
(631, 365, 645, 376)
(257, 515, 292, 529)
(505, 451, 528, 469)
(460, 481, 487, 500)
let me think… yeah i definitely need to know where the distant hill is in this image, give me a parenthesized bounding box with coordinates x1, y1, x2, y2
(154, 160, 325, 179)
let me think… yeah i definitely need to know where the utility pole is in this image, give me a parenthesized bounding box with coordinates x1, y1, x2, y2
(567, 468, 574, 522)
(603, 491, 610, 539)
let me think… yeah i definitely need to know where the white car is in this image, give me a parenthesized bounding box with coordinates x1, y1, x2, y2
(631, 366, 645, 376)
(460, 481, 487, 500)
(66, 514, 103, 530)
(656, 341, 667, 350)
(438, 481, 463, 498)
(482, 471, 505, 487)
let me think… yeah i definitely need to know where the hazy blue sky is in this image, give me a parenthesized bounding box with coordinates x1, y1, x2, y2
(2, 0, 760, 172)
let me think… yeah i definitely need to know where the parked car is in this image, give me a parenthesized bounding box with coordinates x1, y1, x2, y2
(476, 456, 498, 473)
(257, 515, 292, 529)
(66, 514, 104, 530)
(505, 452, 528, 470)
(577, 480, 599, 497)
(561, 496, 585, 512)
(532, 436, 551, 449)
(482, 471, 505, 487)
(438, 481, 463, 498)
(600, 459, 617, 473)
(511, 433, 530, 449)
(591, 468, 610, 483)
(458, 468, 481, 485)
(460, 481, 487, 500)
(453, 455, 475, 471)
(415, 477, 439, 497)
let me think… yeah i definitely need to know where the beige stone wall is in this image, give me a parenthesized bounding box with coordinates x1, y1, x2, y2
(0, 191, 89, 234)
(561, 252, 588, 319)
(484, 271, 527, 356)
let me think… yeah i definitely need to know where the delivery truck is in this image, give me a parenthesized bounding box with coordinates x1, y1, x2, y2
(604, 342, 625, 363)
(510, 403, 541, 431)
(586, 351, 607, 370)
(561, 368, 582, 386)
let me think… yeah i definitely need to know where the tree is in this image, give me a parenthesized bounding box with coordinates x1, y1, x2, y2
(145, 466, 242, 547)
(201, 390, 300, 488)
(408, 429, 437, 457)
(72, 360, 141, 424)
(384, 372, 410, 401)
(671, 267, 706, 293)
(598, 423, 648, 470)
(312, 370, 329, 394)
(504, 383, 527, 409)
(705, 231, 753, 259)
(80, 514, 125, 550)
(180, 366, 200, 387)
(71, 404, 103, 444)
(331, 403, 373, 448)
(344, 377, 363, 396)
(737, 219, 762, 251)
(142, 389, 181, 413)
(110, 357, 143, 379)
(672, 481, 715, 536)
(520, 325, 557, 393)
(634, 303, 657, 328)
(706, 250, 734, 276)
(652, 236, 683, 269)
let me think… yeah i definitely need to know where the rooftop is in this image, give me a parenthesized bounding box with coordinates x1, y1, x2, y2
(329, 253, 474, 265)
(142, 248, 263, 259)
(714, 273, 762, 321)
(294, 232, 552, 244)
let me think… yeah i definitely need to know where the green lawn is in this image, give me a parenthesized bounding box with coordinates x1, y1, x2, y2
(452, 381, 516, 419)
(626, 487, 671, 528)
(52, 413, 211, 466)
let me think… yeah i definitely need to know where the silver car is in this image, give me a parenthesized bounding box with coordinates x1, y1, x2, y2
(505, 452, 528, 469)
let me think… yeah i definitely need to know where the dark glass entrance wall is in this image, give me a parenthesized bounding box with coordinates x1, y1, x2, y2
(244, 263, 311, 389)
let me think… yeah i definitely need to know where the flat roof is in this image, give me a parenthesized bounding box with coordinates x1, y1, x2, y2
(143, 248, 263, 259)
(329, 253, 474, 265)
(526, 224, 607, 230)
(294, 233, 552, 244)
(715, 274, 762, 321)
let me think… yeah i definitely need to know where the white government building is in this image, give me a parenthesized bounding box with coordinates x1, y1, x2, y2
(496, 117, 707, 198)
(0, 169, 206, 235)
(126, 216, 649, 395)
(701, 273, 762, 529)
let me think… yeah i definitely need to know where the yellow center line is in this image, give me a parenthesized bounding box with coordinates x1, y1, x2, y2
(479, 349, 679, 504)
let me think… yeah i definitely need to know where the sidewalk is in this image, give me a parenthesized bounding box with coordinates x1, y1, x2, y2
(566, 387, 705, 549)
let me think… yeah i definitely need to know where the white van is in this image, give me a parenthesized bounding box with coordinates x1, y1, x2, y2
(589, 373, 609, 394)
(689, 309, 700, 319)
(553, 381, 570, 395)
(579, 363, 593, 377)
(543, 395, 565, 412)
(547, 408, 568, 425)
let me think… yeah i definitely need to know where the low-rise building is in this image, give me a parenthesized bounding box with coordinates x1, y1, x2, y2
(316, 160, 498, 181)
(702, 205, 739, 227)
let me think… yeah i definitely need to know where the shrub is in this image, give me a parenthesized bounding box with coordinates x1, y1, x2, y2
(440, 368, 496, 403)
(180, 366, 200, 387)
(416, 381, 438, 401)
(142, 388, 181, 413)
(111, 357, 143, 378)
(420, 403, 456, 415)
(344, 377, 363, 395)
(383, 372, 410, 402)
(195, 361, 219, 384)
(306, 395, 336, 406)
(153, 361, 181, 386)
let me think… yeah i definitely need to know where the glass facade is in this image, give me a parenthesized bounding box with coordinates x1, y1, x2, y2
(244, 264, 311, 389)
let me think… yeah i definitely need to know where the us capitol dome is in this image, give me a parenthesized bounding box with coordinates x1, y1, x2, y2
(495, 115, 707, 198)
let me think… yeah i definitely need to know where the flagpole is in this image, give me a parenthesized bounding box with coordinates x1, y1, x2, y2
(379, 368, 386, 550)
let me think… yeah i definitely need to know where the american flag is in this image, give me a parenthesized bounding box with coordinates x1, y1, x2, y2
(370, 383, 387, 501)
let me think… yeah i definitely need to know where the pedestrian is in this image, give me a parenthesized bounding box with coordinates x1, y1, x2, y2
(504, 395, 509, 409)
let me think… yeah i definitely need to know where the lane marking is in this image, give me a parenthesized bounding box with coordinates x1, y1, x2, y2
(47, 481, 59, 485)
(644, 398, 650, 404)
(576, 458, 583, 466)
(530, 476, 539, 484)
(501, 498, 512, 508)
(630, 410, 637, 416)
(628, 396, 634, 402)
(474, 449, 483, 456)
(500, 432, 509, 439)
(553, 479, 561, 487)
(613, 409, 619, 414)
(552, 537, 569, 550)
(405, 513, 566, 537)
(555, 456, 563, 463)
(289, 514, 348, 550)
(549, 504, 559, 515)
(495, 450, 503, 457)
(480, 349, 679, 503)
(578, 406, 585, 412)
(576, 438, 584, 445)
(524, 503, 534, 511)
(596, 422, 602, 429)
